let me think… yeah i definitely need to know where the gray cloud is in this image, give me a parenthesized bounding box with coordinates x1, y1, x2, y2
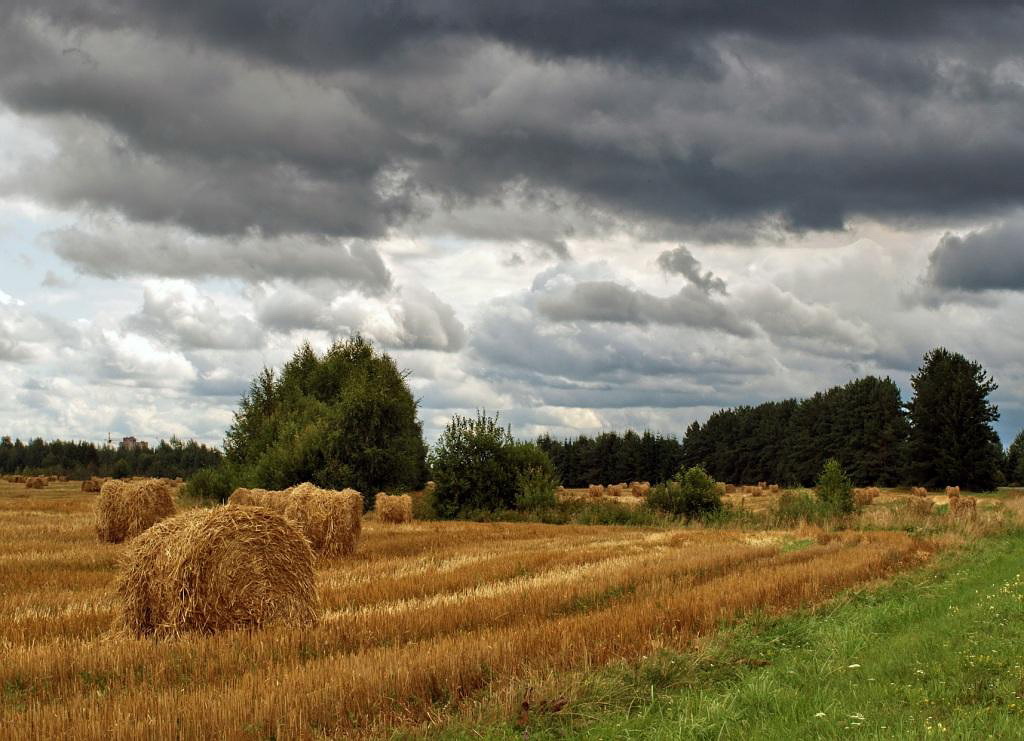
(124, 282, 265, 351)
(44, 223, 392, 292)
(927, 215, 1024, 292)
(657, 245, 727, 294)
(1, 4, 1024, 246)
(536, 280, 753, 336)
(254, 284, 466, 353)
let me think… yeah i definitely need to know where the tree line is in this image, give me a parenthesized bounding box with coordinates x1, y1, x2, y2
(0, 436, 222, 480)
(680, 348, 1005, 491)
(536, 430, 684, 487)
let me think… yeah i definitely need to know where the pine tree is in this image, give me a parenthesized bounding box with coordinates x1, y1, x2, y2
(907, 348, 1001, 491)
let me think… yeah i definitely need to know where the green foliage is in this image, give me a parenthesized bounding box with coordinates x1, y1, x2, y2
(773, 490, 832, 525)
(815, 458, 854, 514)
(224, 336, 427, 493)
(185, 466, 237, 503)
(429, 411, 557, 517)
(681, 376, 910, 487)
(1004, 430, 1024, 485)
(0, 435, 222, 479)
(537, 429, 683, 486)
(907, 347, 1001, 491)
(515, 465, 560, 512)
(646, 465, 722, 520)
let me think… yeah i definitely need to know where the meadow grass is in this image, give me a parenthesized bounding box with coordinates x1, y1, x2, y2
(437, 526, 1024, 739)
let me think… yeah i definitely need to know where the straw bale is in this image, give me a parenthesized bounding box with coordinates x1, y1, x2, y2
(114, 505, 318, 637)
(81, 478, 102, 492)
(607, 484, 624, 496)
(945, 485, 961, 498)
(376, 492, 414, 524)
(769, 484, 780, 493)
(96, 479, 177, 543)
(25, 476, 47, 489)
(724, 483, 736, 494)
(630, 481, 651, 497)
(949, 495, 977, 520)
(588, 484, 605, 497)
(283, 482, 359, 557)
(906, 497, 934, 516)
(911, 486, 928, 497)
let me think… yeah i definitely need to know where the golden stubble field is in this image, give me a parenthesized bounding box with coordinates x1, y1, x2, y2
(0, 481, 959, 739)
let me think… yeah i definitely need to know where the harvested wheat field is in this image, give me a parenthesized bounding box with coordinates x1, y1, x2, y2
(0, 480, 977, 739)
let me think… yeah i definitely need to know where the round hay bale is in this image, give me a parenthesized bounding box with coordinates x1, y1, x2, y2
(945, 485, 961, 498)
(114, 506, 318, 637)
(376, 492, 413, 524)
(81, 478, 102, 493)
(284, 482, 358, 557)
(96, 479, 177, 544)
(25, 476, 47, 489)
(340, 488, 363, 540)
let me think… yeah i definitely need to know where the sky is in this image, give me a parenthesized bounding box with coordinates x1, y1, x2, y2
(1, 1, 1024, 448)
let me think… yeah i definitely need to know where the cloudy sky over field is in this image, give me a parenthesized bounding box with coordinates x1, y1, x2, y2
(2, 1, 1024, 446)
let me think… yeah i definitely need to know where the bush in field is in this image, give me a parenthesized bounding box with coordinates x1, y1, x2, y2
(515, 465, 560, 512)
(772, 490, 829, 526)
(185, 466, 238, 503)
(815, 458, 854, 514)
(224, 336, 427, 494)
(646, 465, 721, 520)
(429, 411, 557, 518)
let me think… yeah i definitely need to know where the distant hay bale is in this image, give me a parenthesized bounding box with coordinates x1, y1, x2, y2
(114, 506, 318, 638)
(769, 484, 780, 493)
(630, 481, 651, 497)
(376, 492, 413, 524)
(11, 475, 25, 483)
(945, 485, 961, 498)
(905, 497, 934, 515)
(283, 482, 359, 557)
(588, 484, 605, 497)
(949, 495, 977, 521)
(758, 481, 767, 489)
(607, 484, 624, 497)
(25, 476, 47, 489)
(81, 478, 104, 492)
(724, 483, 736, 494)
(96, 479, 177, 544)
(910, 486, 928, 497)
(854, 489, 874, 507)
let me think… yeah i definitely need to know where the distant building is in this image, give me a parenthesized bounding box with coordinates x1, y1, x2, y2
(119, 436, 149, 452)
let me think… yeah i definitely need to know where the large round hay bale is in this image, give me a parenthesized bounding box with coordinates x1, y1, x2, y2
(283, 482, 358, 557)
(25, 476, 47, 489)
(114, 506, 318, 637)
(376, 492, 413, 524)
(96, 479, 177, 544)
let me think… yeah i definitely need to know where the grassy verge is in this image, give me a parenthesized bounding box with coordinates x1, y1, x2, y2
(435, 528, 1024, 739)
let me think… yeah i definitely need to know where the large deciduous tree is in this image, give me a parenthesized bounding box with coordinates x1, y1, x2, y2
(224, 336, 427, 494)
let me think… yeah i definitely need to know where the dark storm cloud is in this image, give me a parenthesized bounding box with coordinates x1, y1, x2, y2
(927, 216, 1024, 292)
(2, 2, 1024, 245)
(13, 1, 1021, 70)
(657, 246, 727, 294)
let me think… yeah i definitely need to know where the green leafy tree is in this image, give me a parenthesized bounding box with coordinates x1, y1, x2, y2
(907, 348, 1001, 491)
(815, 458, 854, 514)
(1005, 430, 1024, 485)
(224, 336, 427, 495)
(429, 411, 556, 517)
(647, 465, 721, 520)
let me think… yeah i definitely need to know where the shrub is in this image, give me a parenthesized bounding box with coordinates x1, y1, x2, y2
(429, 411, 557, 517)
(186, 466, 237, 503)
(815, 458, 854, 514)
(515, 465, 560, 512)
(772, 490, 828, 526)
(646, 465, 721, 520)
